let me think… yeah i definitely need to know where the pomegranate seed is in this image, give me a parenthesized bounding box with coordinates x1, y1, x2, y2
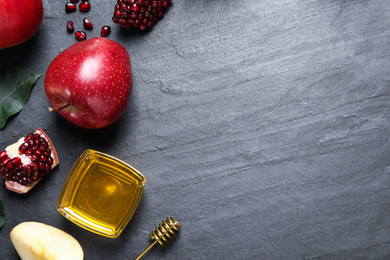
(79, 1, 91, 12)
(31, 154, 39, 162)
(26, 148, 32, 155)
(0, 150, 7, 159)
(6, 161, 12, 169)
(18, 146, 25, 154)
(48, 157, 54, 165)
(65, 2, 77, 13)
(38, 162, 45, 171)
(101, 26, 111, 37)
(25, 177, 33, 184)
(32, 163, 38, 171)
(3, 158, 10, 165)
(12, 157, 20, 165)
(26, 166, 33, 175)
(67, 21, 74, 33)
(71, 0, 79, 2)
(36, 139, 42, 146)
(132, 4, 139, 12)
(25, 133, 35, 142)
(75, 31, 87, 41)
(83, 18, 93, 30)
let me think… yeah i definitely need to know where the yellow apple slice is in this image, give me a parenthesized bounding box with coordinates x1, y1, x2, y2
(10, 222, 83, 260)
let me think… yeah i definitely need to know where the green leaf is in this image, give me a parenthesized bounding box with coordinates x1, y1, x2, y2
(0, 191, 4, 229)
(0, 67, 42, 129)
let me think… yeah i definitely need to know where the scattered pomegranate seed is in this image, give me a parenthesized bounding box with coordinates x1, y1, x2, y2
(67, 21, 74, 33)
(75, 31, 87, 41)
(70, 0, 79, 2)
(83, 18, 93, 30)
(79, 1, 91, 12)
(100, 26, 111, 37)
(65, 2, 77, 13)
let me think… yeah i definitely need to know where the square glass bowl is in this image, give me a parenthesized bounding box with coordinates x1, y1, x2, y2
(57, 149, 145, 238)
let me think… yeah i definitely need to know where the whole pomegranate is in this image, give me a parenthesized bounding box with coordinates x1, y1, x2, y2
(0, 0, 44, 50)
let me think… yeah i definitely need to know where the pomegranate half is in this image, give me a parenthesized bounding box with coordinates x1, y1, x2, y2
(0, 128, 59, 194)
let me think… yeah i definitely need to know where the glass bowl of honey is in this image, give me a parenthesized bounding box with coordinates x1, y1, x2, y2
(57, 149, 145, 238)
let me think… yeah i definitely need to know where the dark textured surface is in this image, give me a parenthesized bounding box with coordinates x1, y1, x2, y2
(1, 0, 390, 259)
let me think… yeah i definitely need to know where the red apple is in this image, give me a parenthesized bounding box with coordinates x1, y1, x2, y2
(44, 37, 132, 129)
(0, 0, 43, 50)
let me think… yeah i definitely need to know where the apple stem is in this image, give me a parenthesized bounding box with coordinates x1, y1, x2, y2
(48, 104, 70, 112)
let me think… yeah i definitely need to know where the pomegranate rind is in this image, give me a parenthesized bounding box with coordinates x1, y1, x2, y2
(5, 181, 35, 194)
(4, 128, 59, 194)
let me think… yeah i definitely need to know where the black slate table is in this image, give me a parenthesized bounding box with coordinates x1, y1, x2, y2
(1, 1, 390, 259)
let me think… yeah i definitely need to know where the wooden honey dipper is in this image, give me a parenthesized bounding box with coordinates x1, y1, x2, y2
(135, 217, 181, 260)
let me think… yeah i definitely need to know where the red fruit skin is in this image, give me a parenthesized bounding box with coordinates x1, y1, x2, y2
(44, 37, 132, 129)
(0, 0, 43, 50)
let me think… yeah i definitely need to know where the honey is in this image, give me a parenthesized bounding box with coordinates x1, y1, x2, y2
(57, 150, 145, 238)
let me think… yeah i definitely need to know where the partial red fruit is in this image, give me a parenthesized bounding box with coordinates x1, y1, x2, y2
(0, 128, 59, 194)
(0, 0, 43, 50)
(112, 0, 171, 30)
